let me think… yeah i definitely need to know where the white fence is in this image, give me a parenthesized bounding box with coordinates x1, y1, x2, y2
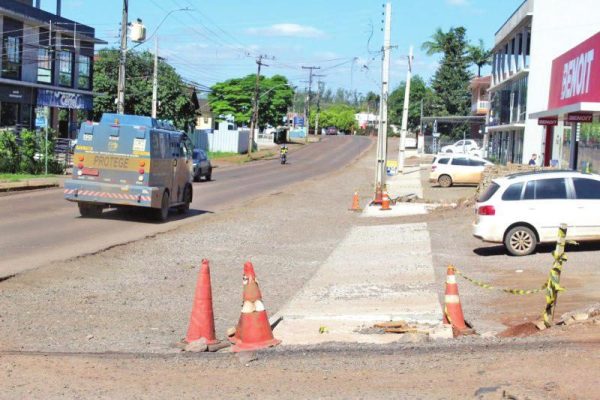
(191, 125, 249, 154)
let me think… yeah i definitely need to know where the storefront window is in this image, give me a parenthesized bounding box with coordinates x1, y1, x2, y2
(58, 51, 73, 87)
(78, 55, 91, 90)
(2, 36, 22, 80)
(579, 123, 600, 173)
(37, 47, 53, 83)
(0, 102, 20, 127)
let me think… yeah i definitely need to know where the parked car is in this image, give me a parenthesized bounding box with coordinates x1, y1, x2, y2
(473, 170, 600, 256)
(441, 140, 480, 155)
(192, 149, 212, 182)
(326, 127, 338, 135)
(430, 154, 493, 187)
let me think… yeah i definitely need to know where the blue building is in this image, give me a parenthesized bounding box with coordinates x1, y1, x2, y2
(0, 0, 105, 138)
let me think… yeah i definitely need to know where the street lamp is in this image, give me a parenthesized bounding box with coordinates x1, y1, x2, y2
(116, 2, 191, 115)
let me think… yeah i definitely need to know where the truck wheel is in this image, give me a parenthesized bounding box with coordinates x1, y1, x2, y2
(178, 185, 191, 214)
(438, 174, 453, 188)
(505, 226, 537, 256)
(78, 203, 103, 218)
(154, 192, 170, 222)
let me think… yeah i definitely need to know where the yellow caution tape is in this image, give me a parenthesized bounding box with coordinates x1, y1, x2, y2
(453, 267, 547, 295)
(541, 225, 569, 328)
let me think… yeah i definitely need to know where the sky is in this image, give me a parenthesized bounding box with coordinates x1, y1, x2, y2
(43, 0, 525, 96)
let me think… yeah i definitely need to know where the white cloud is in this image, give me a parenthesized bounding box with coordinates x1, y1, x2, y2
(447, 0, 469, 5)
(246, 23, 325, 38)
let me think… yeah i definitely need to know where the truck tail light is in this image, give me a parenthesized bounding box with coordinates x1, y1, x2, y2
(478, 205, 496, 216)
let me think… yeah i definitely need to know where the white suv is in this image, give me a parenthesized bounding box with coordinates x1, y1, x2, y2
(473, 171, 600, 256)
(441, 140, 480, 155)
(430, 154, 493, 187)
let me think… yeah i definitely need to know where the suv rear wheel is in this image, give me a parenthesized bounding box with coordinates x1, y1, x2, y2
(505, 225, 537, 256)
(438, 174, 453, 188)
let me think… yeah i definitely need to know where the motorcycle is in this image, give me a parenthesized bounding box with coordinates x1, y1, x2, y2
(280, 152, 287, 164)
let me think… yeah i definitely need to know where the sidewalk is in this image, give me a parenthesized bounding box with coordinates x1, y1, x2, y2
(274, 222, 449, 345)
(0, 176, 64, 192)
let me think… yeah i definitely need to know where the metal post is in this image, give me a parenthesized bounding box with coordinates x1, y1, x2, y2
(302, 66, 321, 143)
(152, 35, 158, 118)
(419, 98, 424, 154)
(398, 46, 413, 173)
(375, 1, 392, 198)
(249, 56, 268, 155)
(116, 0, 128, 115)
(44, 121, 48, 175)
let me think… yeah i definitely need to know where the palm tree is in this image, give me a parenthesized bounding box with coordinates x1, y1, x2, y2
(421, 28, 449, 56)
(468, 39, 492, 77)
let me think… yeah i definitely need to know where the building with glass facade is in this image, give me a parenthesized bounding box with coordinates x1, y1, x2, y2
(487, 0, 600, 166)
(0, 0, 105, 138)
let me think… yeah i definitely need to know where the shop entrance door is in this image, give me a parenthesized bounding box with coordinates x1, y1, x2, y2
(543, 126, 553, 166)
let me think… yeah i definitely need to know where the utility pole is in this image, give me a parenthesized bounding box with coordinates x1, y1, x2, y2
(302, 66, 321, 143)
(314, 80, 324, 137)
(152, 35, 158, 118)
(419, 98, 424, 154)
(374, 1, 392, 202)
(116, 0, 128, 115)
(398, 46, 413, 173)
(248, 55, 269, 155)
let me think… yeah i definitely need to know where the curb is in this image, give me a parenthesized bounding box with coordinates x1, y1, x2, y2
(0, 180, 61, 193)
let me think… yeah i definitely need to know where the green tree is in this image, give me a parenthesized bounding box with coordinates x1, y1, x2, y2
(361, 91, 379, 113)
(422, 26, 473, 137)
(208, 74, 294, 128)
(312, 104, 357, 133)
(388, 76, 435, 132)
(468, 39, 492, 77)
(93, 49, 197, 130)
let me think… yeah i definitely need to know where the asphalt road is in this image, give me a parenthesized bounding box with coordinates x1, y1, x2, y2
(0, 136, 371, 278)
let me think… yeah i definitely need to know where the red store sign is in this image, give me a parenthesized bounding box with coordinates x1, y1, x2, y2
(548, 31, 600, 109)
(566, 112, 594, 123)
(538, 117, 558, 126)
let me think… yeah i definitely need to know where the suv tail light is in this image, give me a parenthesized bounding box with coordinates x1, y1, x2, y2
(431, 165, 437, 171)
(478, 205, 496, 216)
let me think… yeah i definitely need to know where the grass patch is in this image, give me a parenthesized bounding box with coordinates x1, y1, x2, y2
(207, 151, 238, 159)
(0, 173, 57, 183)
(208, 149, 276, 164)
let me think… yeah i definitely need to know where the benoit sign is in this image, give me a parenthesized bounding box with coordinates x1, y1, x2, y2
(548, 31, 600, 109)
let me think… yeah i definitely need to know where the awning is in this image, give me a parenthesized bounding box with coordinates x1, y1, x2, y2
(530, 103, 600, 120)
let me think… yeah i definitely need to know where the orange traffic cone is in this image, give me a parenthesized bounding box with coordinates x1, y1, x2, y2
(443, 265, 467, 332)
(349, 191, 361, 212)
(230, 262, 281, 352)
(373, 185, 383, 205)
(380, 191, 391, 211)
(185, 259, 219, 345)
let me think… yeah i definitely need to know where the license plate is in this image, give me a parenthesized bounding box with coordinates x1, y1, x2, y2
(82, 168, 99, 176)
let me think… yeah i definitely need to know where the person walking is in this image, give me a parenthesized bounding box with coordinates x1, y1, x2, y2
(528, 154, 538, 166)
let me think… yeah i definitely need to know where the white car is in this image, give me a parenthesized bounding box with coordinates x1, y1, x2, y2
(440, 140, 480, 155)
(430, 154, 493, 187)
(473, 171, 600, 256)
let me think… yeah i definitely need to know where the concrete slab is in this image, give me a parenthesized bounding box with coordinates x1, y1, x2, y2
(361, 203, 431, 218)
(386, 166, 424, 199)
(275, 223, 444, 345)
(275, 319, 432, 345)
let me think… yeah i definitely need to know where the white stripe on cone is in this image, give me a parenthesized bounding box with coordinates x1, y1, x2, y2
(445, 294, 460, 304)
